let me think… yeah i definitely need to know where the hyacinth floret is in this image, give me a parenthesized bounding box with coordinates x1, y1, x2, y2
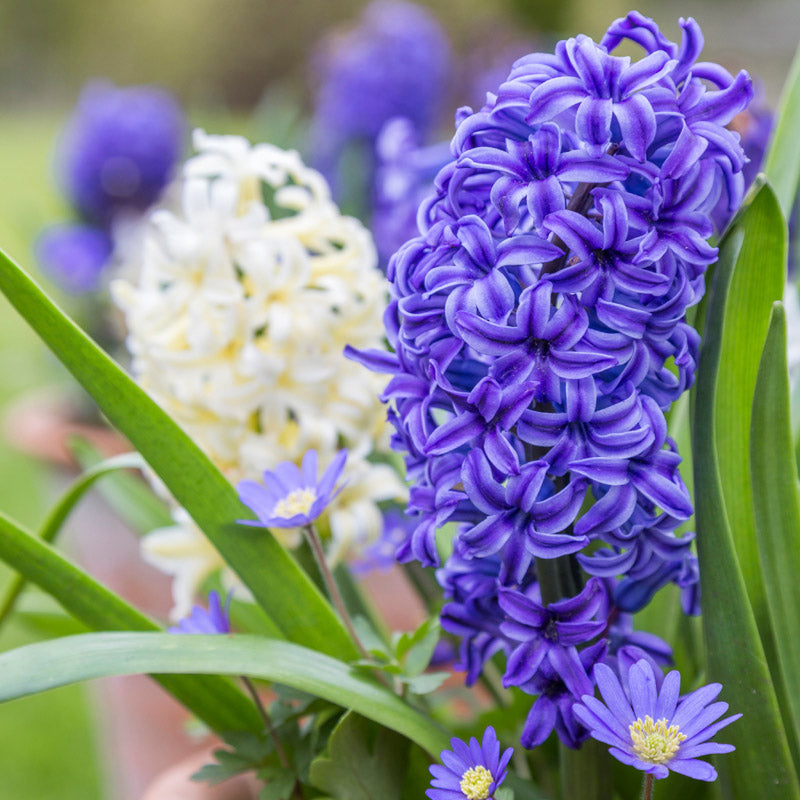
(349, 11, 752, 750)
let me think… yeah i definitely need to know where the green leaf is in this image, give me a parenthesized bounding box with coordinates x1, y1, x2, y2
(401, 671, 449, 695)
(69, 437, 173, 534)
(192, 731, 271, 786)
(751, 301, 800, 755)
(764, 40, 800, 218)
(0, 247, 355, 660)
(709, 181, 786, 626)
(0, 452, 146, 625)
(309, 712, 410, 800)
(0, 632, 451, 757)
(0, 510, 262, 735)
(402, 617, 440, 676)
(257, 766, 295, 800)
(691, 182, 800, 797)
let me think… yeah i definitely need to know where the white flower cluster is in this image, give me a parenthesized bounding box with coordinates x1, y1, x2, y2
(113, 130, 406, 616)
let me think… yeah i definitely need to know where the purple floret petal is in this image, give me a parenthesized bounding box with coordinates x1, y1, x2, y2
(654, 668, 681, 720)
(574, 694, 631, 743)
(317, 449, 348, 498)
(670, 682, 724, 730)
(237, 480, 275, 522)
(594, 663, 635, 722)
(680, 709, 741, 743)
(628, 658, 659, 720)
(664, 758, 718, 782)
(300, 449, 319, 488)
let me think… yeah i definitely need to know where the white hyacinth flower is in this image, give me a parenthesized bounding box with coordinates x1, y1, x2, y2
(113, 130, 406, 616)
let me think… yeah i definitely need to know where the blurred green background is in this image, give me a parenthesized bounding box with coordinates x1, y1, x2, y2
(0, 1, 797, 798)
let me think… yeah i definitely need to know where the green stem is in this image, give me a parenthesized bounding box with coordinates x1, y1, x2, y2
(535, 554, 583, 605)
(478, 660, 508, 708)
(559, 740, 612, 800)
(241, 676, 305, 800)
(302, 524, 375, 665)
(403, 561, 441, 613)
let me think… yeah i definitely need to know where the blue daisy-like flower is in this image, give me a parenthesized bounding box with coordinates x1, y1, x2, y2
(573, 658, 740, 781)
(427, 726, 513, 800)
(169, 590, 232, 635)
(237, 449, 347, 529)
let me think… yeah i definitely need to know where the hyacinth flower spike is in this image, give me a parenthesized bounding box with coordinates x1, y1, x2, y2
(573, 658, 740, 781)
(427, 726, 513, 800)
(237, 449, 347, 529)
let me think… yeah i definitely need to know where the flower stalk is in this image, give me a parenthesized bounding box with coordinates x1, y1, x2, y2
(302, 523, 373, 665)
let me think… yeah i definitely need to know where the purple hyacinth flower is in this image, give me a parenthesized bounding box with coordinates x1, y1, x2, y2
(499, 577, 608, 686)
(526, 34, 676, 160)
(427, 726, 513, 800)
(438, 553, 513, 686)
(59, 81, 185, 226)
(458, 449, 588, 582)
(237, 450, 347, 529)
(460, 122, 630, 233)
(454, 280, 616, 400)
(36, 223, 113, 293)
(169, 590, 232, 635)
(350, 508, 415, 573)
(574, 658, 740, 781)
(373, 118, 452, 266)
(519, 639, 608, 749)
(348, 12, 753, 707)
(544, 191, 672, 307)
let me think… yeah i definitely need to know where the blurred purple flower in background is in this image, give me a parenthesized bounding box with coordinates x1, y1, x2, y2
(169, 590, 232, 635)
(36, 223, 113, 293)
(59, 81, 185, 226)
(39, 81, 185, 292)
(373, 118, 451, 266)
(309, 1, 451, 199)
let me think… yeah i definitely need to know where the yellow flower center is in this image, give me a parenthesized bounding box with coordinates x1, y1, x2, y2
(273, 488, 317, 519)
(459, 765, 494, 800)
(629, 715, 687, 764)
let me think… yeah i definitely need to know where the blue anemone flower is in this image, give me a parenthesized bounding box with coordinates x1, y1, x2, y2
(169, 590, 232, 635)
(427, 726, 513, 800)
(237, 450, 347, 529)
(573, 658, 740, 781)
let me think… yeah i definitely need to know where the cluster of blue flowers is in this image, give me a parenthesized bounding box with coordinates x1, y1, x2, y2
(38, 82, 184, 292)
(309, 0, 450, 201)
(350, 12, 753, 751)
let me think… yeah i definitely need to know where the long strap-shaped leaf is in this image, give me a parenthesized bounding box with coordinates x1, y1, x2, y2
(0, 510, 262, 734)
(0, 247, 356, 661)
(0, 632, 451, 758)
(692, 183, 800, 797)
(708, 181, 786, 631)
(764, 39, 800, 219)
(0, 453, 149, 625)
(751, 302, 800, 762)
